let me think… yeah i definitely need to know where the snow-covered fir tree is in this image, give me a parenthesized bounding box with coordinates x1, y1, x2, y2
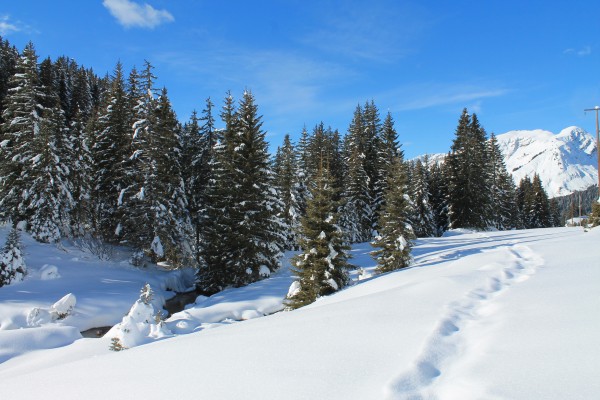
(371, 154, 415, 273)
(340, 141, 373, 243)
(286, 165, 350, 310)
(91, 62, 131, 241)
(409, 158, 436, 238)
(0, 227, 26, 288)
(197, 91, 285, 293)
(445, 109, 490, 230)
(26, 102, 74, 242)
(273, 134, 303, 250)
(0, 42, 46, 225)
(486, 133, 518, 230)
(428, 160, 449, 236)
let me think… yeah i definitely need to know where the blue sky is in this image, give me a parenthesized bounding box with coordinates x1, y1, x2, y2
(1, 0, 599, 158)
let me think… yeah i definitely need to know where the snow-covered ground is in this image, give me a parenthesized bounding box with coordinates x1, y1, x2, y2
(1, 226, 599, 399)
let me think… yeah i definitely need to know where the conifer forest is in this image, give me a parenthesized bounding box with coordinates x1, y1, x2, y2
(0, 38, 561, 300)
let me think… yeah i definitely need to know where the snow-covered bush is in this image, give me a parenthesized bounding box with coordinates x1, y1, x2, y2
(51, 293, 77, 319)
(40, 264, 61, 280)
(0, 227, 27, 288)
(73, 234, 113, 261)
(25, 293, 77, 326)
(107, 283, 171, 350)
(130, 250, 146, 267)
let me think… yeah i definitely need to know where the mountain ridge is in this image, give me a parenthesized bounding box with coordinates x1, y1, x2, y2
(413, 126, 598, 198)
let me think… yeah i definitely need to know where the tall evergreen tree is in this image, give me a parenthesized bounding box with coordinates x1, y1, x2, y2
(145, 88, 190, 266)
(0, 227, 26, 288)
(26, 101, 73, 242)
(197, 91, 285, 293)
(409, 158, 436, 237)
(91, 62, 131, 241)
(487, 133, 518, 230)
(285, 165, 350, 310)
(428, 159, 449, 236)
(446, 109, 490, 230)
(340, 106, 373, 242)
(371, 154, 415, 272)
(0, 42, 46, 224)
(273, 134, 303, 250)
(0, 38, 19, 125)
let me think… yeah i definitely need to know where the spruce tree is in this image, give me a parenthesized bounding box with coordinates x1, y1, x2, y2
(273, 134, 303, 250)
(409, 159, 436, 237)
(0, 39, 19, 125)
(26, 102, 73, 242)
(371, 155, 415, 272)
(429, 159, 449, 236)
(0, 42, 46, 224)
(487, 133, 518, 230)
(0, 227, 26, 288)
(91, 62, 131, 241)
(446, 109, 490, 230)
(285, 165, 350, 310)
(340, 116, 373, 243)
(197, 91, 285, 293)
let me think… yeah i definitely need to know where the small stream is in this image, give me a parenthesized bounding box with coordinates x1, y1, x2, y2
(80, 289, 200, 338)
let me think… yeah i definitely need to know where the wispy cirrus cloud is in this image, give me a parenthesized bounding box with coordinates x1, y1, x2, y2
(103, 0, 174, 29)
(300, 1, 429, 62)
(0, 15, 24, 36)
(386, 83, 510, 112)
(564, 45, 592, 57)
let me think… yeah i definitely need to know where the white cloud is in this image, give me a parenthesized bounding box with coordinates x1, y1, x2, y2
(0, 15, 21, 35)
(300, 1, 428, 62)
(103, 0, 174, 29)
(564, 45, 592, 57)
(377, 82, 510, 112)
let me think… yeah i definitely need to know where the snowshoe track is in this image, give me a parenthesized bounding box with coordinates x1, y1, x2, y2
(385, 244, 544, 399)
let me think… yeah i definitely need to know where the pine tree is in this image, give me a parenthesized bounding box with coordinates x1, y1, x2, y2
(197, 91, 285, 293)
(0, 227, 26, 288)
(530, 174, 551, 228)
(285, 166, 350, 310)
(273, 134, 303, 250)
(428, 159, 449, 236)
(371, 155, 415, 273)
(0, 42, 46, 224)
(0, 39, 19, 125)
(516, 176, 533, 228)
(589, 200, 600, 227)
(26, 102, 73, 242)
(446, 109, 490, 230)
(340, 108, 373, 243)
(376, 112, 400, 199)
(91, 62, 131, 241)
(549, 198, 562, 227)
(146, 88, 190, 266)
(487, 133, 518, 230)
(409, 159, 436, 237)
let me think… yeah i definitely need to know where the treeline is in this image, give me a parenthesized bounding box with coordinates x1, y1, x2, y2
(0, 38, 561, 297)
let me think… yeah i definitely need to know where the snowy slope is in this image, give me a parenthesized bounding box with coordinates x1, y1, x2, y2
(1, 227, 599, 399)
(411, 126, 598, 198)
(497, 126, 598, 197)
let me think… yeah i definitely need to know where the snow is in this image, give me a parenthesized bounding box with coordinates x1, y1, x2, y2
(497, 126, 598, 197)
(0, 226, 599, 399)
(412, 126, 598, 198)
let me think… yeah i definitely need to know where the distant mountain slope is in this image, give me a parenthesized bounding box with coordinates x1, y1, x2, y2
(497, 126, 598, 198)
(412, 127, 598, 199)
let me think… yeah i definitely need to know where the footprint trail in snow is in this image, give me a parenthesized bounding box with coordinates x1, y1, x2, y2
(385, 244, 544, 400)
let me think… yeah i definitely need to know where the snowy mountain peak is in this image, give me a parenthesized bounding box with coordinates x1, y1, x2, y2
(497, 126, 598, 197)
(411, 126, 598, 198)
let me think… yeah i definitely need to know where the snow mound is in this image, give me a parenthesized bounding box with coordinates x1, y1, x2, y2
(39, 264, 60, 280)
